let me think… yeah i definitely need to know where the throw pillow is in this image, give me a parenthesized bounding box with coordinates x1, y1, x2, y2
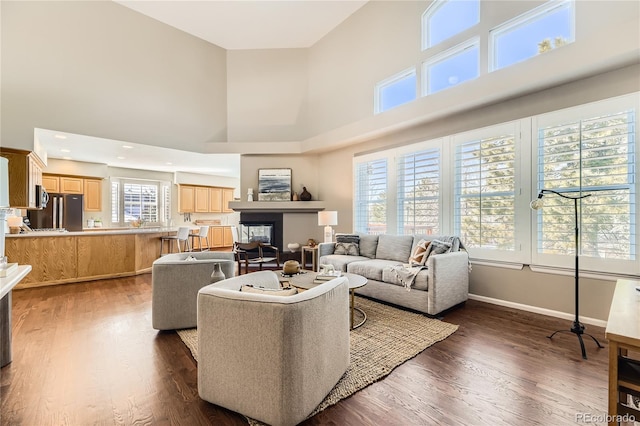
(408, 239, 430, 266)
(334, 242, 360, 256)
(240, 285, 298, 296)
(336, 234, 360, 245)
(424, 239, 452, 261)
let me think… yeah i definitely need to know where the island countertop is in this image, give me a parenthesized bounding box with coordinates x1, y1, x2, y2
(5, 227, 180, 238)
(5, 229, 176, 288)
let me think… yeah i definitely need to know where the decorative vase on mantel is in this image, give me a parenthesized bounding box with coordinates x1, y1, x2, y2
(210, 263, 226, 284)
(299, 186, 312, 201)
(292, 191, 299, 201)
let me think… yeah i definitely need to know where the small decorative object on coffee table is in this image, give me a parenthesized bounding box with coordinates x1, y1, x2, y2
(210, 263, 226, 283)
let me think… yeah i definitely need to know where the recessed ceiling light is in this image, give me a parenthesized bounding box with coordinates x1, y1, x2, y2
(60, 149, 71, 153)
(166, 162, 173, 165)
(54, 134, 67, 140)
(62, 156, 72, 160)
(117, 156, 126, 160)
(122, 145, 133, 149)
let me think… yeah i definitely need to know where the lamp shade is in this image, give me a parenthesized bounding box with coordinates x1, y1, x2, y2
(7, 216, 22, 227)
(0, 157, 9, 208)
(318, 211, 337, 226)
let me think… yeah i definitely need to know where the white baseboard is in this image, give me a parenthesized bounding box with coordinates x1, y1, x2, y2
(468, 294, 608, 329)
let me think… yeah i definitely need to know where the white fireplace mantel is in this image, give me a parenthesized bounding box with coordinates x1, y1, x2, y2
(229, 201, 325, 213)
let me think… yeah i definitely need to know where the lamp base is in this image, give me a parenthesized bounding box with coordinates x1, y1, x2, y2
(548, 320, 604, 359)
(323, 226, 333, 244)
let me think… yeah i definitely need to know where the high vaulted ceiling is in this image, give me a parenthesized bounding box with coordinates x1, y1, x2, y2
(115, 0, 368, 50)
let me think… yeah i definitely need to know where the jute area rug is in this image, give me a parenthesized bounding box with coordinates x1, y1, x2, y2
(177, 296, 458, 423)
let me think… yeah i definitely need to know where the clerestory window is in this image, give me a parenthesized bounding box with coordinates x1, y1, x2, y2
(422, 0, 480, 49)
(374, 68, 416, 114)
(490, 0, 574, 72)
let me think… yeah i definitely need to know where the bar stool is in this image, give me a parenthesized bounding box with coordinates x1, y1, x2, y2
(161, 226, 192, 254)
(189, 226, 210, 251)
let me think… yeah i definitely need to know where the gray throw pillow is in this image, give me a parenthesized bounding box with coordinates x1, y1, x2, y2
(334, 242, 360, 256)
(336, 234, 360, 245)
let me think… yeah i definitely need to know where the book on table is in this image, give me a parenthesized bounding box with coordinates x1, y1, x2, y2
(314, 271, 342, 281)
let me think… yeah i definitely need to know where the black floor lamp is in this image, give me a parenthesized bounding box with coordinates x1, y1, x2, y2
(530, 189, 604, 360)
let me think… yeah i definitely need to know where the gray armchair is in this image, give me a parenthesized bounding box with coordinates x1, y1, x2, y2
(151, 251, 235, 330)
(197, 271, 349, 426)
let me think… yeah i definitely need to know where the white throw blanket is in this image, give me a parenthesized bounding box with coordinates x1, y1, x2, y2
(388, 264, 427, 291)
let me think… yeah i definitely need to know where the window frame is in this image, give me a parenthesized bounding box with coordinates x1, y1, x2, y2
(421, 0, 480, 50)
(531, 94, 639, 276)
(489, 0, 575, 72)
(110, 177, 171, 227)
(451, 121, 529, 264)
(421, 37, 480, 96)
(374, 67, 417, 114)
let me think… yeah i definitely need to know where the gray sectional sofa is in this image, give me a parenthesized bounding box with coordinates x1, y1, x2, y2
(318, 234, 469, 316)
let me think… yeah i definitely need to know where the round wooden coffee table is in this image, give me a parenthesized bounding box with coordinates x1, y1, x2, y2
(286, 271, 368, 329)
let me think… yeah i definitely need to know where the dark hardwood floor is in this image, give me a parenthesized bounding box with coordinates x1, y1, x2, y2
(1, 274, 609, 425)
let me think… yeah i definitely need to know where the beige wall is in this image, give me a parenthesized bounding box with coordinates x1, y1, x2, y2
(227, 49, 308, 143)
(1, 1, 227, 151)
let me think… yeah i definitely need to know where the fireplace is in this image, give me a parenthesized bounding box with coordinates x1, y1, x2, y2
(239, 213, 284, 251)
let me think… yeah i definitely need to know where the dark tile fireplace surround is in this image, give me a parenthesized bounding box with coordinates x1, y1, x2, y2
(239, 212, 284, 251)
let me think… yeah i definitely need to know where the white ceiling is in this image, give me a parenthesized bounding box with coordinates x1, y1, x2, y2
(36, 129, 241, 178)
(37, 1, 368, 177)
(115, 0, 368, 50)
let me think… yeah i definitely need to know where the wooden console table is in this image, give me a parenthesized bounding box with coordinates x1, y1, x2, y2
(1, 265, 32, 367)
(606, 279, 640, 425)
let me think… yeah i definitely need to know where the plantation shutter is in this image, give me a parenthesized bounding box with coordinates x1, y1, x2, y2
(455, 134, 516, 250)
(354, 158, 388, 234)
(536, 110, 636, 260)
(111, 181, 119, 223)
(397, 148, 440, 235)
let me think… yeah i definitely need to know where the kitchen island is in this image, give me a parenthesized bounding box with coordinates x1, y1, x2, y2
(5, 228, 177, 289)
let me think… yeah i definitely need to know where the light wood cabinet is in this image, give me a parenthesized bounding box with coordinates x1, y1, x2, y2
(60, 177, 83, 194)
(42, 175, 60, 193)
(222, 188, 235, 213)
(83, 179, 102, 212)
(178, 185, 195, 213)
(179, 184, 235, 214)
(0, 148, 44, 209)
(194, 186, 209, 213)
(209, 226, 224, 248)
(223, 226, 234, 246)
(209, 187, 222, 212)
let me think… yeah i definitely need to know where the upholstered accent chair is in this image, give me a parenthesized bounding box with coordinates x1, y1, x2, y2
(197, 271, 350, 426)
(151, 251, 235, 330)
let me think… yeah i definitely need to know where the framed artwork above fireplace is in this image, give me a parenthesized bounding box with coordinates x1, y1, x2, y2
(258, 168, 291, 201)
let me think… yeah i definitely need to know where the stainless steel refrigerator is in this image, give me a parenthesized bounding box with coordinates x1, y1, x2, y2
(28, 193, 84, 232)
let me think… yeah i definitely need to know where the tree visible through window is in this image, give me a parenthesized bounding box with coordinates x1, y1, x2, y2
(536, 110, 636, 261)
(354, 158, 388, 234)
(490, 0, 574, 71)
(397, 148, 440, 235)
(455, 135, 516, 250)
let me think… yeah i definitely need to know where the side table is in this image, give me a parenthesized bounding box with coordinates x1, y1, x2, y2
(301, 245, 319, 272)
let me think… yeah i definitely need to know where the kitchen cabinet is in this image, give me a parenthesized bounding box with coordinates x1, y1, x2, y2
(42, 175, 60, 193)
(209, 187, 222, 212)
(83, 179, 102, 212)
(222, 188, 235, 213)
(178, 185, 195, 213)
(194, 187, 209, 213)
(60, 177, 83, 194)
(223, 226, 234, 246)
(179, 184, 235, 214)
(0, 148, 44, 209)
(209, 226, 224, 248)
